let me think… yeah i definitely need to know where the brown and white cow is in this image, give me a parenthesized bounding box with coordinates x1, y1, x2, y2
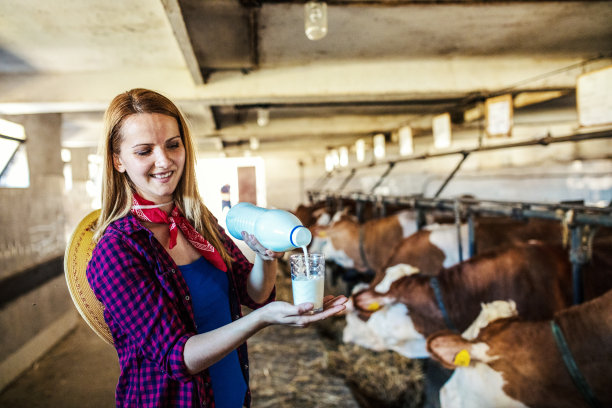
(321, 210, 422, 272)
(377, 216, 563, 279)
(317, 210, 470, 276)
(293, 197, 398, 229)
(372, 222, 470, 281)
(427, 288, 612, 408)
(321, 214, 563, 281)
(344, 242, 574, 358)
(345, 235, 612, 357)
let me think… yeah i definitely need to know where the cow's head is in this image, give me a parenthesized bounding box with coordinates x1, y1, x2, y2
(321, 213, 362, 269)
(427, 319, 529, 408)
(343, 265, 430, 359)
(351, 263, 420, 318)
(343, 302, 431, 358)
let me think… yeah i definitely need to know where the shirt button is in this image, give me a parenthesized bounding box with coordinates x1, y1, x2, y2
(185, 295, 190, 301)
(170, 269, 176, 274)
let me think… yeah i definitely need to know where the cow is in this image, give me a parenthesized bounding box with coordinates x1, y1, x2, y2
(372, 223, 470, 282)
(322, 214, 563, 283)
(344, 242, 575, 359)
(293, 197, 401, 228)
(426, 288, 612, 408)
(319, 209, 420, 270)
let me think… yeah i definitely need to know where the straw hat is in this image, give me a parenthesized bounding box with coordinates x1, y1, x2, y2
(64, 209, 114, 345)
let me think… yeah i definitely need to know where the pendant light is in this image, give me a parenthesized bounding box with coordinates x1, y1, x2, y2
(305, 1, 328, 41)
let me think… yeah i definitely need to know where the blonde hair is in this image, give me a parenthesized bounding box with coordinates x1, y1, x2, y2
(94, 88, 232, 267)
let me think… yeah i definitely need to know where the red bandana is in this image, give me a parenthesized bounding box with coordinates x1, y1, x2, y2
(130, 194, 227, 272)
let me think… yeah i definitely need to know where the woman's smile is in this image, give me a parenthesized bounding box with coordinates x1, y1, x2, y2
(150, 170, 174, 181)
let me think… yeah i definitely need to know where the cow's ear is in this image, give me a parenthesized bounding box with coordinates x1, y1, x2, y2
(427, 331, 473, 369)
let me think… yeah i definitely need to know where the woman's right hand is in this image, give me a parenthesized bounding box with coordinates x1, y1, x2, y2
(258, 295, 348, 328)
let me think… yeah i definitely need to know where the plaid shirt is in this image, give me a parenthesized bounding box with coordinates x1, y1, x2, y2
(87, 214, 274, 408)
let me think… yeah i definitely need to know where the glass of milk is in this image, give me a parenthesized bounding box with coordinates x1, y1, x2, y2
(289, 253, 325, 313)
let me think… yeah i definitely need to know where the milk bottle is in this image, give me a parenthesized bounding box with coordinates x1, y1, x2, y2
(225, 202, 312, 252)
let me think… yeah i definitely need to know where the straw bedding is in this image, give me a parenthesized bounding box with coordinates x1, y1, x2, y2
(247, 262, 424, 408)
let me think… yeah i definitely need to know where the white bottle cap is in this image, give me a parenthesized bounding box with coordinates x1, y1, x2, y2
(290, 226, 312, 248)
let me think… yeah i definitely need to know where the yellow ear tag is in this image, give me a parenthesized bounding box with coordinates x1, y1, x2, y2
(366, 301, 380, 311)
(317, 230, 327, 238)
(454, 349, 471, 367)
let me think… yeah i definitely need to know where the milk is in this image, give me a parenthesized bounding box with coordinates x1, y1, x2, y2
(302, 245, 310, 276)
(291, 274, 325, 311)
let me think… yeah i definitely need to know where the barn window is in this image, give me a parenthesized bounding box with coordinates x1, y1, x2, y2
(0, 118, 29, 188)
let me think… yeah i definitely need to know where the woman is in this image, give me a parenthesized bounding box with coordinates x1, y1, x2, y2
(87, 88, 347, 408)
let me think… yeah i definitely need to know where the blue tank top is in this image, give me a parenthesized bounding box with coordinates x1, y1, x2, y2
(179, 257, 247, 408)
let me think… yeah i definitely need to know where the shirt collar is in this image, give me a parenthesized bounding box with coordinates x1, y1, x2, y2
(108, 213, 150, 236)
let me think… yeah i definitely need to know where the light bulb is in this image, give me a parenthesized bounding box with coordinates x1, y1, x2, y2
(305, 2, 327, 41)
(256, 108, 269, 127)
(249, 136, 260, 150)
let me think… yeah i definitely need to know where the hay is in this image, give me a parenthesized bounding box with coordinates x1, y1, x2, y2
(248, 324, 360, 408)
(325, 344, 424, 408)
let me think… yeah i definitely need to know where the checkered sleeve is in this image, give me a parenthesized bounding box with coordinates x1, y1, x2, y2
(88, 232, 194, 383)
(219, 225, 276, 309)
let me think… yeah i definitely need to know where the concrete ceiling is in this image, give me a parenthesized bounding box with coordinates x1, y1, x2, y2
(0, 0, 611, 156)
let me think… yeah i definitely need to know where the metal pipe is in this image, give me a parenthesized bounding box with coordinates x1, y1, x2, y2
(338, 168, 357, 192)
(311, 171, 334, 191)
(343, 128, 612, 172)
(318, 194, 612, 227)
(433, 151, 469, 198)
(370, 162, 396, 193)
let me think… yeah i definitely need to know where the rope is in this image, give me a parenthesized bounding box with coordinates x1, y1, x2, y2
(430, 277, 457, 332)
(550, 320, 602, 408)
(453, 199, 464, 263)
(358, 225, 372, 272)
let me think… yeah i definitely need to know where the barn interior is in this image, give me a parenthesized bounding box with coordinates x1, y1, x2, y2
(1, 0, 611, 407)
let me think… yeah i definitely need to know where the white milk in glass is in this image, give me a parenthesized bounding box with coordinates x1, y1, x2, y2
(290, 250, 325, 312)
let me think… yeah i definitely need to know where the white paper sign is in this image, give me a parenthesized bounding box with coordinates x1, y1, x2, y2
(399, 126, 413, 156)
(577, 65, 612, 127)
(433, 113, 451, 149)
(486, 94, 513, 137)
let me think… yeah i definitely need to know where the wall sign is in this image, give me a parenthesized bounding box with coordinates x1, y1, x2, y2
(485, 94, 513, 137)
(577, 65, 612, 127)
(433, 113, 451, 149)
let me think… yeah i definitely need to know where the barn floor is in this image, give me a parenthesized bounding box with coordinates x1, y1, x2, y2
(0, 266, 424, 408)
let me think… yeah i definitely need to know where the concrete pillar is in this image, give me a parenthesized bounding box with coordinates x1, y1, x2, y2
(0, 113, 78, 392)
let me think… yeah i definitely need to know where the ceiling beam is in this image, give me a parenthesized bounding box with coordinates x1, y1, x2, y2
(160, 0, 205, 85)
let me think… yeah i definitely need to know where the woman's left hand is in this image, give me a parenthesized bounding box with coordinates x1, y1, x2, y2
(241, 232, 284, 261)
(258, 295, 349, 327)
